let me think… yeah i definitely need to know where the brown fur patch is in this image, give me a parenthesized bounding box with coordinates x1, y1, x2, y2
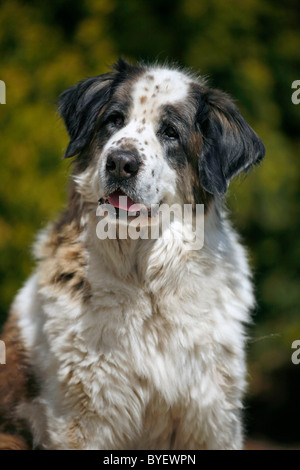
(67, 419, 84, 450)
(0, 314, 38, 449)
(38, 228, 91, 302)
(177, 161, 212, 212)
(0, 433, 30, 450)
(37, 186, 91, 303)
(140, 96, 147, 104)
(183, 130, 213, 211)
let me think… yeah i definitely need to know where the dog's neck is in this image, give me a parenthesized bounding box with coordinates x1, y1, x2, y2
(56, 186, 223, 291)
(84, 208, 170, 285)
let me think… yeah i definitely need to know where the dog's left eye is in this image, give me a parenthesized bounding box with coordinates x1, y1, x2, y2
(107, 113, 124, 128)
(163, 126, 179, 140)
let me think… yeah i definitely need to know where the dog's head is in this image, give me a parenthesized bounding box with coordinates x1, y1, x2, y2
(59, 58, 265, 215)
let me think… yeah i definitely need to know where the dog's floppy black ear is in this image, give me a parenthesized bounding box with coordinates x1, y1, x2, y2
(197, 88, 265, 196)
(59, 73, 114, 159)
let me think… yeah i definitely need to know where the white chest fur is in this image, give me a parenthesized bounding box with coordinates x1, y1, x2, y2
(15, 212, 253, 449)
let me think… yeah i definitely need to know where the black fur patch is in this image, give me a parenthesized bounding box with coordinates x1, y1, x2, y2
(59, 74, 114, 159)
(158, 104, 191, 170)
(56, 272, 75, 283)
(193, 85, 265, 196)
(59, 58, 143, 161)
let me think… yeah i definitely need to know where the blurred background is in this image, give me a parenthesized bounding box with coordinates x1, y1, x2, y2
(0, 0, 299, 449)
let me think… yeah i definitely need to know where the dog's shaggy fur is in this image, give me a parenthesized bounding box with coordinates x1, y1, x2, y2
(0, 59, 265, 450)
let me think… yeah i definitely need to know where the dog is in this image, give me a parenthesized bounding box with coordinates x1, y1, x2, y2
(0, 58, 265, 450)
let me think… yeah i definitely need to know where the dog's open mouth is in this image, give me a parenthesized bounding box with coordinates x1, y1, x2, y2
(98, 190, 159, 218)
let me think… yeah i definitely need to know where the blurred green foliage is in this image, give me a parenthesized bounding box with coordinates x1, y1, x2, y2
(0, 0, 299, 444)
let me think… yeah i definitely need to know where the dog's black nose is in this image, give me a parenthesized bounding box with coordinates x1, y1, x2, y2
(106, 150, 140, 180)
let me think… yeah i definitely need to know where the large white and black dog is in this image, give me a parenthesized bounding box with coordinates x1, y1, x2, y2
(0, 59, 265, 450)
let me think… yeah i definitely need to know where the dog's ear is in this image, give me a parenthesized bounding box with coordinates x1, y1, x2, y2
(59, 73, 114, 159)
(197, 88, 265, 196)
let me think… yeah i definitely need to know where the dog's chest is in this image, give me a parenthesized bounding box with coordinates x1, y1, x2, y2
(37, 288, 208, 448)
(30, 229, 249, 448)
(82, 286, 205, 390)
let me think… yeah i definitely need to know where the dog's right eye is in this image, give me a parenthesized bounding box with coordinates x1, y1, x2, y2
(106, 113, 124, 128)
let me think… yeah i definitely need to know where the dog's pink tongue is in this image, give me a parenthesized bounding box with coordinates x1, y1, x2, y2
(108, 191, 142, 212)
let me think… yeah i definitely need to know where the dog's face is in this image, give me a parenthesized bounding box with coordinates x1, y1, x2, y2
(98, 67, 195, 211)
(59, 59, 265, 215)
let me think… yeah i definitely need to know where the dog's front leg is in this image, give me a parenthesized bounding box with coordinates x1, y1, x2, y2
(172, 401, 244, 450)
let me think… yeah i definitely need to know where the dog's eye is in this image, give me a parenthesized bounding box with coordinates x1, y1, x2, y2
(163, 126, 179, 140)
(107, 113, 124, 128)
